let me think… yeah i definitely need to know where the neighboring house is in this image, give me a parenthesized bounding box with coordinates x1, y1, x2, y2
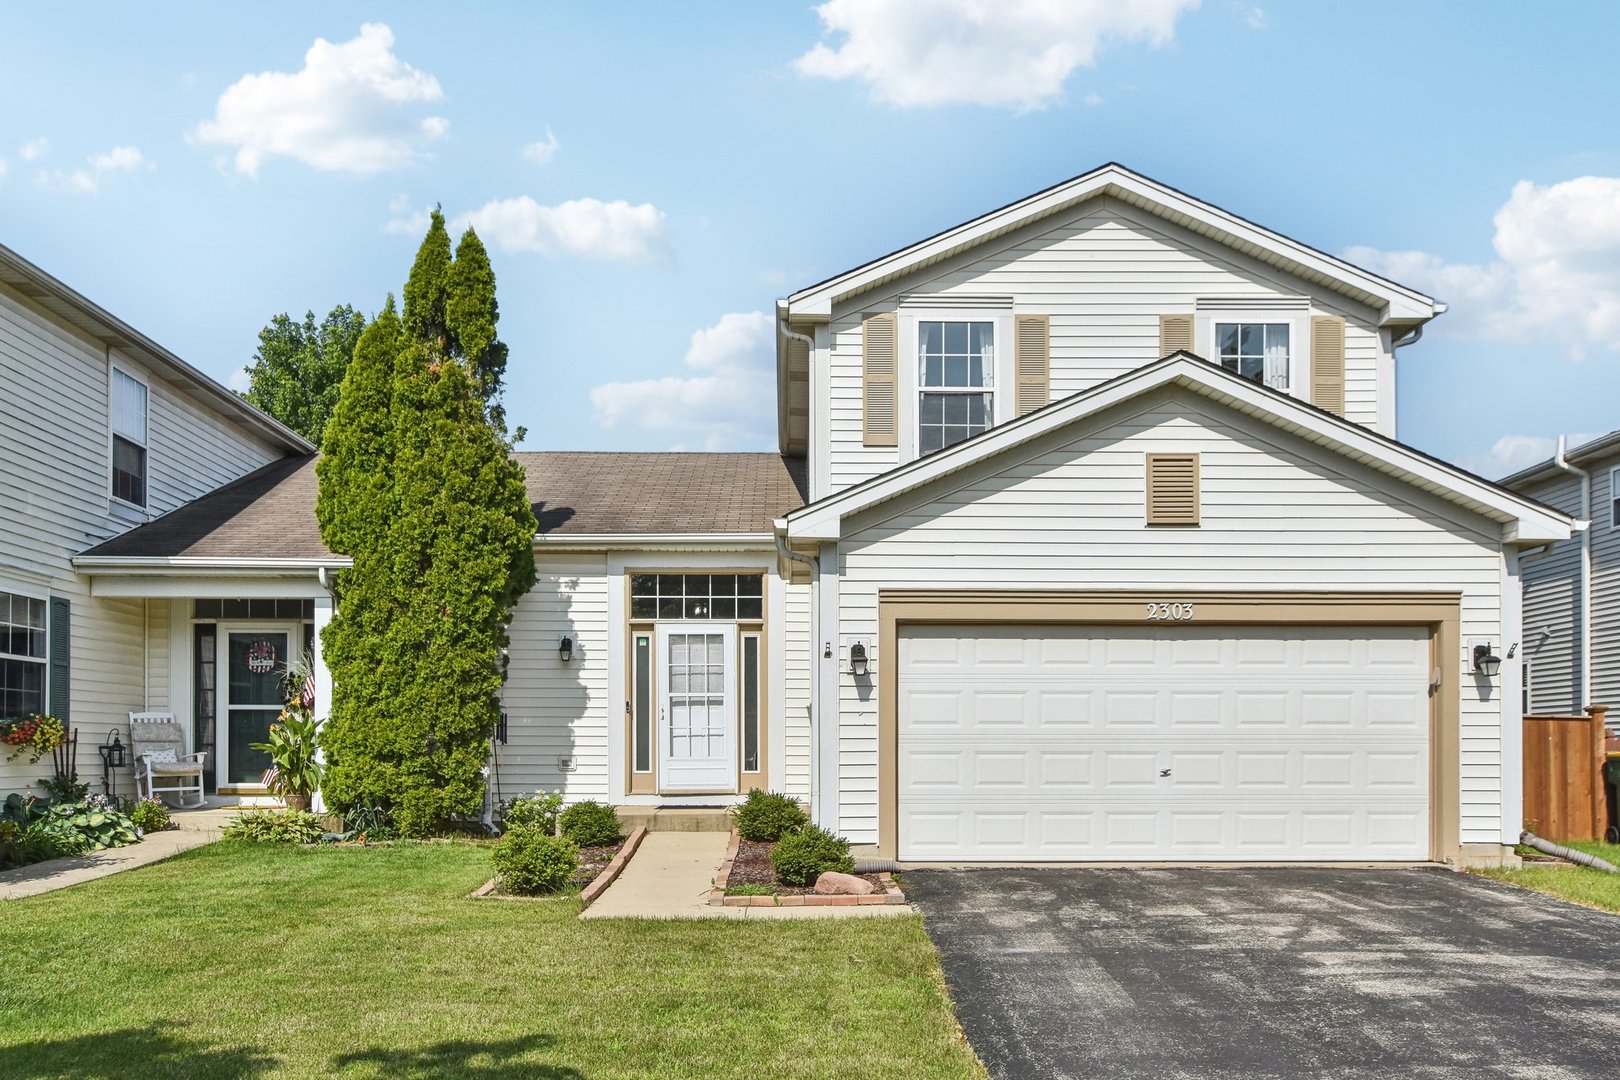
(0, 241, 314, 800)
(1501, 434, 1620, 723)
(1, 164, 1573, 867)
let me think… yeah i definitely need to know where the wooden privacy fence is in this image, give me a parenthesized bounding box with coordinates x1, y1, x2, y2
(1522, 705, 1610, 841)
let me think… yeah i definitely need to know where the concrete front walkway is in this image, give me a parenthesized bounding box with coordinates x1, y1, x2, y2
(581, 829, 913, 920)
(0, 806, 233, 900)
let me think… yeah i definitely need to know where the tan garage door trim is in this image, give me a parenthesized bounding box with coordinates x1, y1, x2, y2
(877, 590, 1461, 864)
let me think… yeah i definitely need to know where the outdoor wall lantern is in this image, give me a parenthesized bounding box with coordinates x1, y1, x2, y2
(1473, 643, 1502, 679)
(849, 642, 869, 678)
(558, 635, 574, 663)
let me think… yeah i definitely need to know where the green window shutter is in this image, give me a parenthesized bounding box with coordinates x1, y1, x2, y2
(48, 596, 70, 721)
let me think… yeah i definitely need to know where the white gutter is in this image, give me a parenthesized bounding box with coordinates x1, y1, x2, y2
(1554, 434, 1593, 709)
(774, 524, 822, 822)
(72, 556, 350, 573)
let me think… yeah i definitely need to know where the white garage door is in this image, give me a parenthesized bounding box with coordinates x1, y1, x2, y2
(897, 624, 1431, 861)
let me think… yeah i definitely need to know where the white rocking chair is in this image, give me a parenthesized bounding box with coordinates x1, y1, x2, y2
(130, 712, 207, 809)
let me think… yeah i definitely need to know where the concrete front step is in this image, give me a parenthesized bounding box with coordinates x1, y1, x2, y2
(615, 807, 733, 833)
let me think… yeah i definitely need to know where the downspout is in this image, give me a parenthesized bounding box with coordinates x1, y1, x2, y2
(1553, 435, 1592, 710)
(775, 529, 819, 816)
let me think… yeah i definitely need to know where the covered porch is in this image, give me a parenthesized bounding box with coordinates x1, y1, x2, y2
(70, 559, 339, 807)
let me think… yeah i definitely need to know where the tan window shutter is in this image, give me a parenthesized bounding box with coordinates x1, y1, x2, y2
(862, 312, 899, 447)
(1159, 314, 1195, 357)
(1014, 314, 1050, 417)
(1146, 453, 1200, 525)
(1309, 315, 1346, 416)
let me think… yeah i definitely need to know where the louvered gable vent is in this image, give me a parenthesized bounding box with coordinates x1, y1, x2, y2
(1146, 453, 1200, 525)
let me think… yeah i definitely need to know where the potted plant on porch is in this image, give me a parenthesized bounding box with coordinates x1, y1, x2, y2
(251, 653, 322, 813)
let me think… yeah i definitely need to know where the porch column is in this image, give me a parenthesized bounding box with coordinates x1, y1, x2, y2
(311, 591, 334, 814)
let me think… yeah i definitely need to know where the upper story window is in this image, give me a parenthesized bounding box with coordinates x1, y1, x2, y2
(918, 320, 995, 455)
(1610, 465, 1620, 528)
(0, 590, 47, 720)
(1214, 321, 1291, 391)
(111, 365, 148, 507)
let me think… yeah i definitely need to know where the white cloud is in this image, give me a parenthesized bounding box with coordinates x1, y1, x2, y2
(589, 311, 775, 449)
(454, 196, 669, 261)
(1083, 91, 1103, 107)
(39, 145, 151, 194)
(228, 367, 253, 394)
(0, 159, 7, 179)
(522, 128, 560, 165)
(1458, 432, 1605, 480)
(191, 23, 447, 176)
(1245, 6, 1267, 30)
(18, 138, 47, 162)
(1346, 176, 1620, 360)
(384, 194, 432, 236)
(794, 0, 1199, 110)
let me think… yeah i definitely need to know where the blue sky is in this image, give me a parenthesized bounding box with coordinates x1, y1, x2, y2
(4, 2, 1620, 476)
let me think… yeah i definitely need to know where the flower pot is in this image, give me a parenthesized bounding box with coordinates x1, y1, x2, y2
(283, 794, 312, 814)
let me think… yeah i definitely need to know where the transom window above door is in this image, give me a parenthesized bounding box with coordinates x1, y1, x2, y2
(631, 574, 763, 620)
(1214, 322, 1291, 390)
(918, 320, 994, 455)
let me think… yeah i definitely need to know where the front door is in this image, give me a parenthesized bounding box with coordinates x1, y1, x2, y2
(218, 628, 292, 790)
(657, 623, 737, 792)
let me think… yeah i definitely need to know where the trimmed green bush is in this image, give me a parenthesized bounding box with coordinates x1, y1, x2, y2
(127, 798, 171, 834)
(222, 809, 325, 844)
(770, 825, 855, 887)
(47, 800, 140, 850)
(559, 801, 621, 847)
(731, 790, 809, 842)
(501, 791, 562, 834)
(492, 824, 579, 894)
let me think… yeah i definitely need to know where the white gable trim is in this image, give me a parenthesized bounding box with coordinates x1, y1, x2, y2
(781, 355, 1571, 545)
(785, 164, 1438, 327)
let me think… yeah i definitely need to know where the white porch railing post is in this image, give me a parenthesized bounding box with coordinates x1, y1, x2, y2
(311, 592, 335, 815)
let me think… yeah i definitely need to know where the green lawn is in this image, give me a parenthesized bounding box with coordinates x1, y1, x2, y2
(0, 840, 982, 1080)
(1473, 840, 1620, 915)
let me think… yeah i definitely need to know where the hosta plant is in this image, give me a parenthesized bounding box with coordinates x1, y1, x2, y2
(45, 799, 142, 850)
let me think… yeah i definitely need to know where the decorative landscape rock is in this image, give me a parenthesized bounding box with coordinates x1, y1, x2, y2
(813, 871, 878, 896)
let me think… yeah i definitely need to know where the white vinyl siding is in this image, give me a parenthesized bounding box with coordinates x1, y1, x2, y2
(830, 390, 1508, 848)
(782, 577, 813, 799)
(0, 283, 289, 796)
(819, 198, 1387, 498)
(498, 555, 611, 801)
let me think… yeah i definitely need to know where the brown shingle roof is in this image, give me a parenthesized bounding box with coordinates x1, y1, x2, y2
(78, 452, 808, 561)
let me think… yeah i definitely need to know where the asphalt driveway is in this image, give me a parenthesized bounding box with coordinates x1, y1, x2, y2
(906, 867, 1620, 1079)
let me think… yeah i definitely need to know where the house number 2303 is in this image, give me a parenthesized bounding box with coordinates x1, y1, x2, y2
(1146, 602, 1194, 621)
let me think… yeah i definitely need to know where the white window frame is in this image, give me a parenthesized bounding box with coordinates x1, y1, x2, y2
(0, 581, 50, 720)
(1197, 311, 1307, 397)
(108, 358, 150, 512)
(1609, 465, 1620, 529)
(899, 309, 1014, 463)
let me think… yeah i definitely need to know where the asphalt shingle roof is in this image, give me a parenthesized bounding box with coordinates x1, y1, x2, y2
(79, 452, 808, 561)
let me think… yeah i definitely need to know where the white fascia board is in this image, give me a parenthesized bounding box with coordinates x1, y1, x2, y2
(785, 165, 1436, 326)
(785, 356, 1571, 544)
(534, 533, 777, 552)
(72, 556, 349, 574)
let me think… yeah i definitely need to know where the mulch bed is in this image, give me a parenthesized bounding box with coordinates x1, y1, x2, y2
(571, 840, 625, 889)
(727, 839, 888, 896)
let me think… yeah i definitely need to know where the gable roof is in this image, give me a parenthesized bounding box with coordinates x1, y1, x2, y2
(782, 354, 1570, 546)
(1499, 429, 1620, 489)
(0, 241, 313, 454)
(784, 163, 1440, 328)
(75, 452, 809, 567)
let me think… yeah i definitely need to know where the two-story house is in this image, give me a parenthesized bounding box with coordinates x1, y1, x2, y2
(5, 164, 1572, 867)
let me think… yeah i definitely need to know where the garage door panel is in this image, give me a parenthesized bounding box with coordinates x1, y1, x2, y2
(898, 624, 1431, 861)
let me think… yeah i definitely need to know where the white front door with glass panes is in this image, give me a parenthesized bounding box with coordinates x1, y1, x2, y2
(217, 627, 295, 789)
(656, 623, 737, 791)
(918, 319, 995, 455)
